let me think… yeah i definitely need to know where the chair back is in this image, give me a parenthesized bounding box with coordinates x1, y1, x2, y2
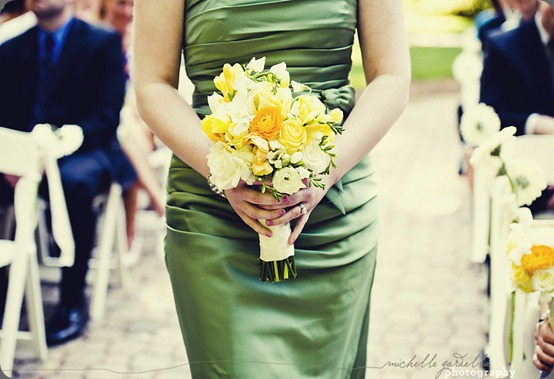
(513, 135, 554, 185)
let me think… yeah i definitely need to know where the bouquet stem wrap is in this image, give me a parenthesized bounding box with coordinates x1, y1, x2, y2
(258, 221, 296, 282)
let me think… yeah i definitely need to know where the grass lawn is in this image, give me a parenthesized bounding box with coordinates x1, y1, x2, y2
(349, 46, 463, 90)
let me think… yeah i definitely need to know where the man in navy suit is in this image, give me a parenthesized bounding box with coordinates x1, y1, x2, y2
(0, 0, 136, 345)
(480, 0, 554, 136)
(480, 0, 554, 211)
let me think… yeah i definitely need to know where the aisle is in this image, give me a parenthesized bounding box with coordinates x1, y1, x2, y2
(9, 81, 489, 379)
(366, 85, 489, 379)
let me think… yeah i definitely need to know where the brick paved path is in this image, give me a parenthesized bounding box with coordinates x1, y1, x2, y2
(7, 81, 490, 379)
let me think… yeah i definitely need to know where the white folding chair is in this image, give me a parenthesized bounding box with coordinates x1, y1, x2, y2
(487, 182, 518, 373)
(0, 128, 47, 374)
(89, 182, 133, 321)
(513, 135, 554, 186)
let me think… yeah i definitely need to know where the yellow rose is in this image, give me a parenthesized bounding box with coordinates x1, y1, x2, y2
(214, 63, 244, 102)
(296, 94, 326, 124)
(512, 264, 534, 293)
(250, 107, 283, 140)
(201, 114, 232, 143)
(278, 118, 307, 153)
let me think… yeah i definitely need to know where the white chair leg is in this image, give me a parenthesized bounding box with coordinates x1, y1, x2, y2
(90, 183, 120, 321)
(511, 290, 527, 378)
(115, 199, 130, 288)
(24, 253, 47, 361)
(471, 167, 491, 263)
(0, 253, 29, 374)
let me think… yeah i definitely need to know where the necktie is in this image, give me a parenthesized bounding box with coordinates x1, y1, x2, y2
(30, 33, 56, 129)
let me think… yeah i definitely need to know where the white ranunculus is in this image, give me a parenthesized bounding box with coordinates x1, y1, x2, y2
(460, 103, 501, 146)
(532, 268, 554, 296)
(272, 167, 306, 195)
(302, 140, 330, 174)
(504, 157, 547, 206)
(207, 142, 250, 191)
(246, 56, 266, 72)
(506, 208, 534, 265)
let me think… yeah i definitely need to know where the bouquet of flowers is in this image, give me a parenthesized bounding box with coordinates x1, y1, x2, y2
(201, 57, 344, 282)
(506, 208, 554, 330)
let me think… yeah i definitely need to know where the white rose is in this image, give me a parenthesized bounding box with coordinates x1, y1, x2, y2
(532, 268, 554, 294)
(302, 140, 330, 174)
(272, 167, 306, 195)
(207, 142, 250, 191)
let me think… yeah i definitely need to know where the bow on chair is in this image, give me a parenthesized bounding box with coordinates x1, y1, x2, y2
(31, 123, 83, 268)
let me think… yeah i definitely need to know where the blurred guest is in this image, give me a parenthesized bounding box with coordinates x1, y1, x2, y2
(97, 0, 166, 249)
(73, 0, 101, 23)
(480, 0, 554, 212)
(0, 0, 36, 44)
(0, 0, 136, 345)
(481, 0, 554, 136)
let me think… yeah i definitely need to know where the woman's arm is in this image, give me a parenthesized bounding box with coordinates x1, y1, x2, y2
(283, 0, 411, 242)
(133, 0, 211, 178)
(331, 0, 411, 182)
(132, 0, 285, 236)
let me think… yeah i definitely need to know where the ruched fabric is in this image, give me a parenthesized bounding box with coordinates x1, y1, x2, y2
(165, 1, 380, 378)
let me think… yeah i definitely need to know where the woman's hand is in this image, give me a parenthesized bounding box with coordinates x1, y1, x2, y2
(533, 319, 554, 372)
(224, 179, 332, 244)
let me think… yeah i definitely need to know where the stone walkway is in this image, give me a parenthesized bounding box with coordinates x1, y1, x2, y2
(6, 80, 491, 379)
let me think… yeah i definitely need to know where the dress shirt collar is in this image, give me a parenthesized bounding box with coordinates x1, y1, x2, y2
(37, 16, 75, 64)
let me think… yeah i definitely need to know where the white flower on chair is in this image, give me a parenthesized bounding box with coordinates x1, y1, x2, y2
(460, 103, 501, 146)
(504, 157, 548, 207)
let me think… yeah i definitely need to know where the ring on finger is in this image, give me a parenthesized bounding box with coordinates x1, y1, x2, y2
(298, 203, 307, 215)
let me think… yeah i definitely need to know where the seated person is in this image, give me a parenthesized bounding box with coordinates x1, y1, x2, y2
(480, 0, 554, 212)
(0, 0, 136, 345)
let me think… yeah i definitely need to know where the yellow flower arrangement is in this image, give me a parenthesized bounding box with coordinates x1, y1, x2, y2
(201, 57, 345, 282)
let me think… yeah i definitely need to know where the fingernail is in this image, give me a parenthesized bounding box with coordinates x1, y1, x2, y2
(279, 209, 286, 216)
(281, 196, 289, 203)
(266, 220, 273, 226)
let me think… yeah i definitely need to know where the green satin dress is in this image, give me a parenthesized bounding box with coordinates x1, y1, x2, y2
(165, 1, 379, 378)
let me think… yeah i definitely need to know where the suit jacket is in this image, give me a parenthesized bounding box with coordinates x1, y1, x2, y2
(0, 18, 136, 188)
(480, 19, 554, 136)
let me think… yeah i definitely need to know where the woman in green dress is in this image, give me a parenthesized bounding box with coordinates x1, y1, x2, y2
(133, 1, 410, 378)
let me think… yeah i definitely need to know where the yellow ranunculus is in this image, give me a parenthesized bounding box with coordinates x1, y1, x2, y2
(278, 118, 307, 153)
(512, 264, 534, 293)
(250, 107, 283, 140)
(214, 63, 244, 102)
(201, 114, 232, 142)
(520, 245, 554, 274)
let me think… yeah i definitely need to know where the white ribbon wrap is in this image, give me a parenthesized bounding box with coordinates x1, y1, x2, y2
(31, 124, 83, 267)
(258, 221, 294, 262)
